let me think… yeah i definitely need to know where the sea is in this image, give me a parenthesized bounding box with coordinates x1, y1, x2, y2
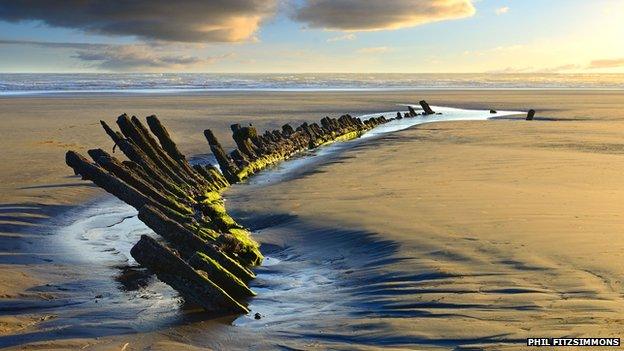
(1, 73, 623, 95)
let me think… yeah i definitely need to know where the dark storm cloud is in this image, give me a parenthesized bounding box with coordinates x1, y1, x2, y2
(294, 0, 475, 31)
(0, 0, 277, 43)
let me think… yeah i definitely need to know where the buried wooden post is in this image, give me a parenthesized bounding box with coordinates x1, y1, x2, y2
(146, 115, 186, 163)
(204, 129, 241, 183)
(117, 114, 196, 188)
(527, 109, 536, 121)
(87, 148, 189, 214)
(130, 235, 249, 314)
(193, 164, 230, 191)
(66, 151, 174, 215)
(419, 100, 435, 115)
(100, 120, 189, 199)
(137, 205, 256, 281)
(188, 252, 256, 299)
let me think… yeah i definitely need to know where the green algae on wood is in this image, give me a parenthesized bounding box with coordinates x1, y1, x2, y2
(68, 115, 264, 313)
(64, 102, 407, 315)
(131, 235, 249, 314)
(189, 252, 256, 299)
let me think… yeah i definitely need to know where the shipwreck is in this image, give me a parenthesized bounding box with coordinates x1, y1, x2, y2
(65, 104, 430, 314)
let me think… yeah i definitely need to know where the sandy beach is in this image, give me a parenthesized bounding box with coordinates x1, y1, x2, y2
(2, 90, 624, 349)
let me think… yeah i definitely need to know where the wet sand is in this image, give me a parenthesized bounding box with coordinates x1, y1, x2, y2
(1, 91, 409, 303)
(1, 90, 624, 349)
(229, 117, 624, 349)
(2, 90, 621, 207)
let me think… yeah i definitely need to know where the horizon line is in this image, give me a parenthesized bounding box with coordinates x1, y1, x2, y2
(1, 72, 623, 75)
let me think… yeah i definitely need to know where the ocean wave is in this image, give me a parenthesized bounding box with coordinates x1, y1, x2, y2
(1, 73, 624, 95)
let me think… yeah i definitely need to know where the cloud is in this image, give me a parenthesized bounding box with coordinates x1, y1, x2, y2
(486, 64, 582, 74)
(589, 58, 624, 69)
(327, 34, 356, 42)
(462, 44, 525, 57)
(294, 0, 475, 31)
(0, 38, 103, 49)
(0, 1, 476, 44)
(0, 1, 278, 43)
(485, 66, 535, 74)
(73, 46, 233, 71)
(495, 6, 510, 15)
(537, 64, 582, 73)
(0, 39, 231, 70)
(357, 46, 392, 54)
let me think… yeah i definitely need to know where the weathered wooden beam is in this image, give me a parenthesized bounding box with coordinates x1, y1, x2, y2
(130, 235, 249, 314)
(281, 123, 295, 137)
(132, 116, 206, 187)
(121, 160, 187, 201)
(192, 164, 229, 191)
(137, 205, 255, 281)
(144, 115, 208, 187)
(87, 149, 190, 214)
(116, 114, 190, 187)
(419, 100, 435, 115)
(189, 252, 256, 299)
(231, 124, 261, 159)
(100, 120, 188, 199)
(204, 129, 241, 183)
(66, 151, 169, 214)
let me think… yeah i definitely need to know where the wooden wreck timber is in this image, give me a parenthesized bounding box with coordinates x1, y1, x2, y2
(131, 235, 249, 314)
(205, 113, 389, 184)
(419, 100, 436, 115)
(64, 102, 438, 315)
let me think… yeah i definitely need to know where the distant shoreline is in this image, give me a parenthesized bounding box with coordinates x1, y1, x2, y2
(2, 72, 624, 96)
(3, 87, 624, 97)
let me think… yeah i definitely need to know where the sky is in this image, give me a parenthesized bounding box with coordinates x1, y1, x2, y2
(0, 0, 623, 73)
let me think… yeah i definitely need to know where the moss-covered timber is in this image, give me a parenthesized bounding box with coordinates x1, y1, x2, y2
(67, 114, 266, 314)
(207, 113, 389, 184)
(64, 99, 420, 315)
(189, 252, 256, 299)
(131, 235, 249, 314)
(137, 205, 255, 281)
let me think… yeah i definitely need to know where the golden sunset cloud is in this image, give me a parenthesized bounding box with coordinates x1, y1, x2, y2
(294, 0, 475, 31)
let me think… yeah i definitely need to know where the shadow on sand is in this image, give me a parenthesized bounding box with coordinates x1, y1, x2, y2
(0, 200, 528, 349)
